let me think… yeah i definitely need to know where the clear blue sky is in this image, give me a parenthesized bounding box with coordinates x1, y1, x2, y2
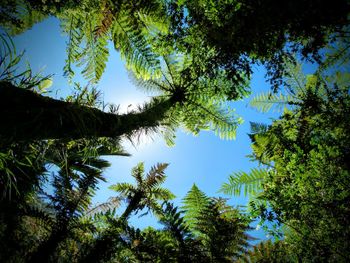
(10, 17, 282, 240)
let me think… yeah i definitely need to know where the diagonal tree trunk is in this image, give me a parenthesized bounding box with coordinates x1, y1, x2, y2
(0, 81, 174, 142)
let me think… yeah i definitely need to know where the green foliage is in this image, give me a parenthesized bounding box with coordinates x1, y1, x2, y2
(249, 60, 307, 113)
(220, 168, 268, 197)
(0, 33, 52, 91)
(55, 0, 168, 83)
(131, 54, 249, 145)
(109, 162, 175, 220)
(60, 8, 109, 83)
(181, 185, 252, 262)
(193, 198, 251, 262)
(0, 137, 127, 262)
(250, 92, 293, 113)
(181, 184, 210, 232)
(248, 71, 350, 260)
(168, 0, 349, 89)
(238, 240, 297, 263)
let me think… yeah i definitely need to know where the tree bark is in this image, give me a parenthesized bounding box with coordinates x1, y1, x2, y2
(0, 81, 173, 142)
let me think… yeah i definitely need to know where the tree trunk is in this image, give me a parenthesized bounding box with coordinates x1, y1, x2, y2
(0, 81, 173, 142)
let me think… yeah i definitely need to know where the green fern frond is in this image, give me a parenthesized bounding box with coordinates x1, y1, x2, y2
(250, 91, 293, 113)
(112, 9, 161, 80)
(61, 9, 109, 83)
(219, 168, 268, 197)
(181, 184, 210, 231)
(109, 183, 137, 196)
(76, 16, 109, 83)
(151, 187, 175, 200)
(131, 162, 145, 185)
(249, 122, 269, 135)
(159, 202, 192, 243)
(93, 4, 114, 38)
(145, 163, 169, 188)
(61, 13, 84, 82)
(284, 60, 307, 93)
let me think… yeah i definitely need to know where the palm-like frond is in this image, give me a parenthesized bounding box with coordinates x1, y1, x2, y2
(219, 168, 268, 197)
(249, 122, 269, 135)
(112, 9, 161, 80)
(131, 53, 249, 145)
(250, 60, 311, 113)
(145, 163, 169, 188)
(151, 187, 175, 200)
(60, 6, 110, 84)
(78, 25, 109, 83)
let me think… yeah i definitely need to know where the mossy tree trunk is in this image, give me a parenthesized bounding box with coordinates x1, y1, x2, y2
(0, 81, 173, 142)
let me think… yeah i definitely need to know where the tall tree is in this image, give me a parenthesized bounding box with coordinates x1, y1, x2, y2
(0, 39, 246, 142)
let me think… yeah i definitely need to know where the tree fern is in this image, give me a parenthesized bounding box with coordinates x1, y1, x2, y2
(131, 53, 249, 145)
(109, 162, 174, 220)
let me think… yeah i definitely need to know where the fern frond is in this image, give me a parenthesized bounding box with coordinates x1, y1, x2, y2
(145, 163, 169, 188)
(131, 162, 145, 185)
(93, 4, 114, 38)
(284, 61, 307, 93)
(219, 168, 268, 197)
(181, 184, 210, 231)
(109, 183, 137, 196)
(250, 91, 293, 113)
(78, 18, 109, 83)
(151, 187, 175, 201)
(25, 205, 56, 231)
(159, 202, 192, 243)
(61, 13, 84, 82)
(250, 122, 269, 135)
(86, 197, 123, 216)
(112, 9, 161, 80)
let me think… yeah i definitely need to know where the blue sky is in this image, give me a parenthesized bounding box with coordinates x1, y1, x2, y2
(10, 17, 281, 240)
